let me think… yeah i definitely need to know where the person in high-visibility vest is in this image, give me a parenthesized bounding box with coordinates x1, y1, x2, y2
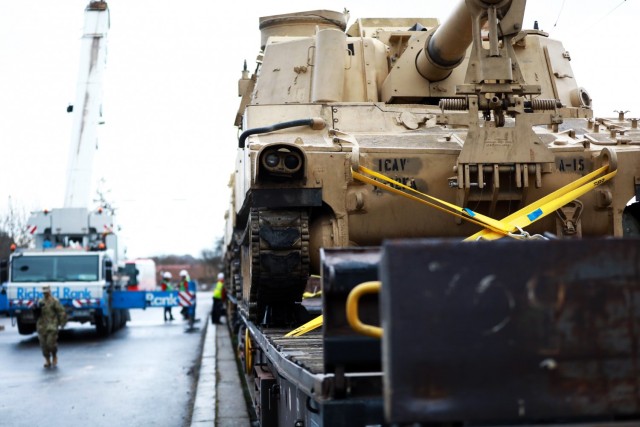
(211, 272, 225, 324)
(160, 272, 174, 321)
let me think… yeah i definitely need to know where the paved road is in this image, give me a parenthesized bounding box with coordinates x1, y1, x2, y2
(0, 292, 212, 427)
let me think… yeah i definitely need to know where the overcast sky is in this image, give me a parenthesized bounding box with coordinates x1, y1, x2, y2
(0, 0, 637, 259)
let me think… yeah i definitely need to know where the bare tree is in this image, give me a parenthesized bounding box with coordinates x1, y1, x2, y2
(201, 237, 224, 283)
(202, 238, 223, 267)
(0, 196, 32, 258)
(0, 229, 11, 259)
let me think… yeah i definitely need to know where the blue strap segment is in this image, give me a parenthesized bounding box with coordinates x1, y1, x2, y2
(527, 208, 543, 222)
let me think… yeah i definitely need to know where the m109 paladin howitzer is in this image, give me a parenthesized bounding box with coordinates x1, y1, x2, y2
(223, 0, 640, 425)
(226, 0, 640, 325)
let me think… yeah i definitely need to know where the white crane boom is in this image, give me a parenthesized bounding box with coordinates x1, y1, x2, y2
(63, 1, 109, 208)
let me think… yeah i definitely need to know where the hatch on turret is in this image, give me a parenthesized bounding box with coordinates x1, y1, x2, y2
(259, 10, 348, 49)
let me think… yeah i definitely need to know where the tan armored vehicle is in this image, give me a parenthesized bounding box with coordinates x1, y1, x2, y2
(226, 0, 640, 326)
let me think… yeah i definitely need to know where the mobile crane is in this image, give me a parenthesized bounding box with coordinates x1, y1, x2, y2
(0, 1, 197, 335)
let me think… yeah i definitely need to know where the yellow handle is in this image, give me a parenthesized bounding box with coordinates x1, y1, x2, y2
(346, 281, 383, 338)
(244, 328, 253, 374)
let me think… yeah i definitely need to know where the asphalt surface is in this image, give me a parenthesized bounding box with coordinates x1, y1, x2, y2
(191, 317, 252, 426)
(0, 292, 212, 426)
(0, 291, 252, 426)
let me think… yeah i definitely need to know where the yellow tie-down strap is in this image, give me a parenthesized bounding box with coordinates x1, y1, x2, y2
(468, 164, 617, 240)
(353, 164, 617, 240)
(286, 162, 617, 337)
(284, 315, 323, 337)
(354, 166, 513, 237)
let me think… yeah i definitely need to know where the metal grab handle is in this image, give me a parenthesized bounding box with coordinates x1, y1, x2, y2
(346, 281, 382, 338)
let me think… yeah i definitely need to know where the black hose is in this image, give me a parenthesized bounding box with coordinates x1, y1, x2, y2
(238, 118, 317, 148)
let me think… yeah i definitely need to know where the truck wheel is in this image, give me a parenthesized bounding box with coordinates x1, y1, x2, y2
(112, 310, 121, 332)
(17, 319, 36, 335)
(95, 313, 112, 337)
(120, 309, 130, 328)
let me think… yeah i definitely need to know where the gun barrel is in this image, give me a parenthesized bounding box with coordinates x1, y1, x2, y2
(417, 0, 512, 82)
(416, 0, 472, 82)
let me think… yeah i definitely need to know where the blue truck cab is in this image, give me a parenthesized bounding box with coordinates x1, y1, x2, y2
(5, 249, 123, 335)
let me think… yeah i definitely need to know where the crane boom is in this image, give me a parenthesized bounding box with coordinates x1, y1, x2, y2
(63, 1, 109, 208)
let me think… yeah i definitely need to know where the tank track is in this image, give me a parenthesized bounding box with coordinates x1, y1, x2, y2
(241, 208, 310, 325)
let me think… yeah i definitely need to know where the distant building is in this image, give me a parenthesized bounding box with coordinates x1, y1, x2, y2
(156, 263, 212, 289)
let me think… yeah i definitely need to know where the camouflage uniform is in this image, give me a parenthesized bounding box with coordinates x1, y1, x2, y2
(36, 294, 67, 367)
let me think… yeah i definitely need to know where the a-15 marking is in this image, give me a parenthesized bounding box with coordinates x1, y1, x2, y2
(558, 158, 585, 172)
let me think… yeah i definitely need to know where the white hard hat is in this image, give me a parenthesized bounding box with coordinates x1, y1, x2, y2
(217, 272, 224, 280)
(162, 272, 172, 279)
(179, 269, 188, 277)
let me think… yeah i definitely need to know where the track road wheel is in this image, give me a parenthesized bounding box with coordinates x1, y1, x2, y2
(243, 208, 310, 326)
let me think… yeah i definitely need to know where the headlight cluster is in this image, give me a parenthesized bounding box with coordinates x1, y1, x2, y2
(261, 147, 303, 176)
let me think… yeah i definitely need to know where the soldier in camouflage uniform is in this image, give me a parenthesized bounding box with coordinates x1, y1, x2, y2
(36, 286, 67, 368)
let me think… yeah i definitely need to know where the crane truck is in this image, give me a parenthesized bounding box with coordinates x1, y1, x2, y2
(0, 1, 125, 336)
(0, 1, 197, 335)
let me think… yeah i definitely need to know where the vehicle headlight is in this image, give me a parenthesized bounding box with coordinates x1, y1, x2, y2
(284, 154, 300, 170)
(260, 147, 304, 177)
(265, 153, 280, 168)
